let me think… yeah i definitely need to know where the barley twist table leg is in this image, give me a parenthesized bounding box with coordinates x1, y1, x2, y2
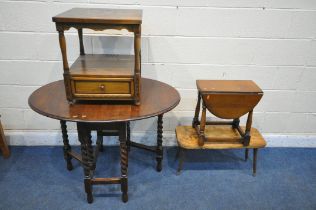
(97, 130, 104, 152)
(60, 120, 73, 171)
(156, 114, 163, 172)
(119, 122, 128, 202)
(126, 121, 131, 152)
(78, 123, 94, 203)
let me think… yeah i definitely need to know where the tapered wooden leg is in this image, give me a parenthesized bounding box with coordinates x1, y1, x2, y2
(198, 102, 207, 146)
(175, 147, 180, 161)
(58, 29, 73, 102)
(96, 131, 104, 152)
(0, 119, 10, 158)
(78, 123, 94, 203)
(245, 148, 249, 161)
(176, 148, 185, 175)
(78, 28, 85, 55)
(84, 178, 93, 204)
(192, 92, 201, 128)
(253, 148, 258, 177)
(60, 120, 73, 171)
(119, 123, 128, 202)
(156, 114, 163, 172)
(243, 110, 253, 146)
(126, 121, 131, 152)
(134, 26, 141, 105)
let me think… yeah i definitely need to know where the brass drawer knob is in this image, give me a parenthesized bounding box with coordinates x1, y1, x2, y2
(99, 84, 105, 90)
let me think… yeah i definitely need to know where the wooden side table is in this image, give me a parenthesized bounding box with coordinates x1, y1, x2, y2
(53, 8, 142, 104)
(28, 78, 180, 203)
(0, 117, 10, 158)
(193, 80, 263, 146)
(176, 80, 265, 176)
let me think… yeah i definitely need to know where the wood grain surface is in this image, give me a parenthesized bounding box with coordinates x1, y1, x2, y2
(176, 126, 266, 149)
(53, 8, 142, 24)
(70, 54, 134, 78)
(197, 80, 263, 94)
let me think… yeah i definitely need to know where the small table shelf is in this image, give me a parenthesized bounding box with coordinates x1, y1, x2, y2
(71, 54, 134, 77)
(53, 8, 142, 104)
(175, 125, 266, 176)
(176, 126, 266, 150)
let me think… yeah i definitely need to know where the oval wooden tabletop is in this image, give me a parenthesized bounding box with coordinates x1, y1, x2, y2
(28, 78, 180, 123)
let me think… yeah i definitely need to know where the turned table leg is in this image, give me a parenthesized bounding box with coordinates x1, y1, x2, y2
(192, 92, 201, 128)
(133, 25, 141, 105)
(60, 120, 73, 170)
(119, 122, 128, 202)
(156, 114, 163, 172)
(77, 28, 85, 55)
(126, 121, 131, 152)
(96, 131, 104, 152)
(77, 123, 94, 203)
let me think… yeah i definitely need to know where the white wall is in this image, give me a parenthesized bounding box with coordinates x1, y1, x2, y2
(0, 0, 316, 147)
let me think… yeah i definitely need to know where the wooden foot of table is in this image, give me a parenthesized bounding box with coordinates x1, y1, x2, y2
(60, 120, 73, 170)
(121, 177, 128, 202)
(85, 178, 93, 203)
(156, 114, 163, 172)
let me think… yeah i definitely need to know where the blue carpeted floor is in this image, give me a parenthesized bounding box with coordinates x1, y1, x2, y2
(0, 146, 316, 210)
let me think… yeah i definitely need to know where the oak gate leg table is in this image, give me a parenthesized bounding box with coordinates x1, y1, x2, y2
(28, 78, 180, 203)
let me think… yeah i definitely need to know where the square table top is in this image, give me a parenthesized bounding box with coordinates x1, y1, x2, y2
(52, 8, 142, 24)
(196, 80, 263, 95)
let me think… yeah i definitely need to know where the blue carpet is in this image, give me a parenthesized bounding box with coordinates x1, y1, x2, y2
(0, 146, 315, 210)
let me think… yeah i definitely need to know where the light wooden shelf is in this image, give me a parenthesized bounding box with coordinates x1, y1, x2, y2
(176, 125, 266, 150)
(70, 54, 134, 78)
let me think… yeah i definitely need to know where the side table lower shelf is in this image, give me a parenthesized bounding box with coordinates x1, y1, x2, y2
(175, 125, 267, 176)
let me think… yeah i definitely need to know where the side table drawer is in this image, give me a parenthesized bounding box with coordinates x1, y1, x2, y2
(71, 78, 134, 98)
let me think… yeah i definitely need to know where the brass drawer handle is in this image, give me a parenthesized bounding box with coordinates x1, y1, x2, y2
(99, 84, 105, 90)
